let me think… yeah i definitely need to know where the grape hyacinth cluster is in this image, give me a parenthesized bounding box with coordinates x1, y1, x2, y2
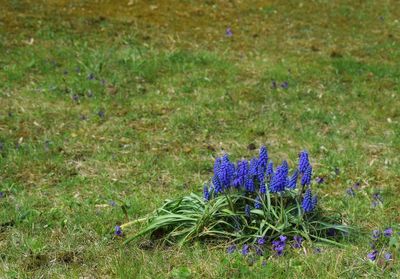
(203, 147, 318, 214)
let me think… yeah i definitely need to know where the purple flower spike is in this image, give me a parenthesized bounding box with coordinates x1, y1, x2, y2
(384, 228, 393, 237)
(367, 250, 378, 261)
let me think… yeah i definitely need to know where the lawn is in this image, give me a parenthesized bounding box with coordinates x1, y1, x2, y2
(0, 0, 399, 278)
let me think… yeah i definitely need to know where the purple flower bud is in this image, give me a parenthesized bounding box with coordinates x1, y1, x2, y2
(257, 237, 265, 245)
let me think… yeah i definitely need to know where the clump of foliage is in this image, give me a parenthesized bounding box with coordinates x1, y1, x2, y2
(124, 147, 349, 246)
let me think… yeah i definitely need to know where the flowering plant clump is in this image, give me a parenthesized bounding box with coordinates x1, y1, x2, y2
(124, 146, 349, 248)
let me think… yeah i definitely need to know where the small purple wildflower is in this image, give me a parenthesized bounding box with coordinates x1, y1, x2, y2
(372, 193, 383, 202)
(384, 252, 392, 261)
(72, 94, 79, 102)
(225, 27, 233, 37)
(346, 188, 355, 197)
(227, 245, 236, 254)
(280, 81, 289, 89)
(98, 110, 105, 118)
(371, 201, 379, 208)
(292, 235, 303, 249)
(384, 228, 393, 238)
(353, 182, 361, 189)
(255, 246, 263, 256)
(0, 192, 4, 199)
(108, 200, 116, 207)
(367, 250, 378, 261)
(372, 230, 380, 239)
(114, 225, 123, 236)
(272, 235, 287, 256)
(315, 176, 324, 184)
(257, 237, 265, 245)
(242, 244, 249, 255)
(262, 260, 267, 267)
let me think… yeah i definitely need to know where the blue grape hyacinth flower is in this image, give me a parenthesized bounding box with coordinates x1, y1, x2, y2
(302, 188, 315, 213)
(287, 170, 299, 189)
(301, 165, 312, 186)
(203, 185, 210, 201)
(255, 196, 262, 209)
(259, 146, 268, 170)
(298, 150, 310, 174)
(266, 161, 274, 178)
(270, 162, 288, 193)
(249, 158, 259, 177)
(245, 204, 251, 218)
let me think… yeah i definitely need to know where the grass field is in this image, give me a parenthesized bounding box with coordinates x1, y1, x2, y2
(1, 0, 400, 278)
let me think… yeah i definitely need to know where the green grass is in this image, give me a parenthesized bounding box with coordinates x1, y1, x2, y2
(1, 0, 400, 277)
